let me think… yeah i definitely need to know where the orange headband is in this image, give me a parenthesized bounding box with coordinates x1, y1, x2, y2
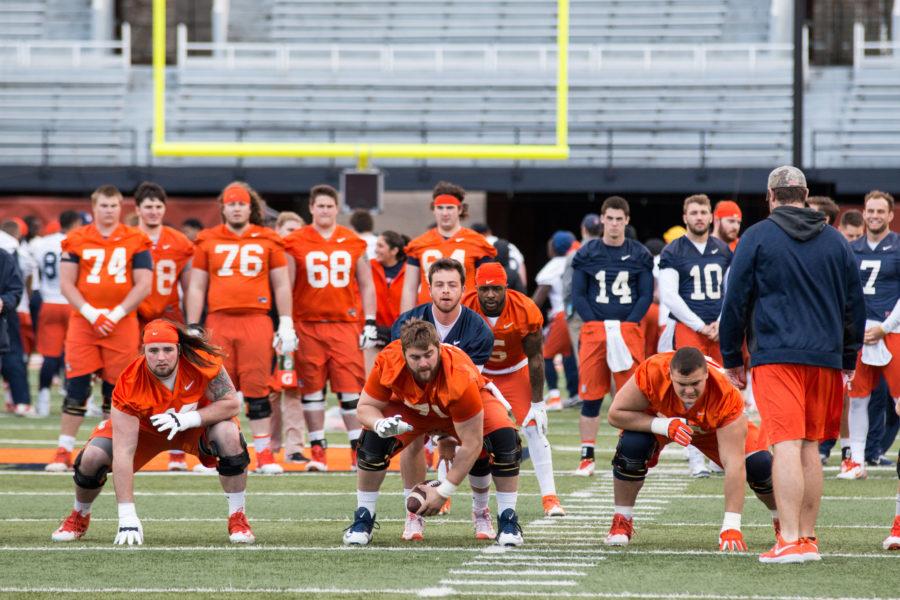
(714, 200, 742, 220)
(142, 319, 179, 345)
(475, 262, 508, 287)
(434, 194, 461, 207)
(222, 184, 251, 205)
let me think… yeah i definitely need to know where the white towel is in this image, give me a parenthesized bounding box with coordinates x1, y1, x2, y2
(657, 318, 676, 353)
(861, 319, 892, 367)
(604, 320, 634, 373)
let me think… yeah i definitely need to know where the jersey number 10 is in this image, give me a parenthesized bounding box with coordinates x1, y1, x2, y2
(688, 263, 723, 301)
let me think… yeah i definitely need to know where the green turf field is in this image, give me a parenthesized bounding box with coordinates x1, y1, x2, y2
(0, 383, 898, 600)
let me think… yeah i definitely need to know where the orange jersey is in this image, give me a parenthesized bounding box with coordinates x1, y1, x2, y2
(364, 341, 486, 423)
(462, 289, 543, 372)
(112, 350, 223, 436)
(285, 225, 367, 322)
(61, 223, 152, 310)
(138, 226, 194, 321)
(405, 228, 497, 303)
(634, 351, 744, 432)
(192, 224, 286, 314)
(371, 259, 406, 328)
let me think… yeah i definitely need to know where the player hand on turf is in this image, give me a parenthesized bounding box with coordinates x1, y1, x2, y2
(523, 400, 549, 435)
(373, 415, 413, 438)
(274, 316, 298, 353)
(150, 410, 202, 441)
(114, 503, 143, 546)
(725, 366, 746, 389)
(359, 319, 379, 349)
(651, 417, 692, 446)
(718, 529, 747, 552)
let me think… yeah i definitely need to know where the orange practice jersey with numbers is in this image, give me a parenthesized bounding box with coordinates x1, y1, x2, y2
(462, 289, 543, 371)
(61, 223, 152, 310)
(284, 225, 367, 322)
(192, 224, 286, 314)
(404, 228, 497, 303)
(138, 226, 194, 321)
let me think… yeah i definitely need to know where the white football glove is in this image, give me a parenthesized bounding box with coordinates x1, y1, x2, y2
(186, 323, 204, 338)
(149, 410, 202, 441)
(114, 503, 143, 546)
(523, 400, 548, 435)
(373, 415, 414, 438)
(273, 316, 298, 353)
(359, 319, 378, 350)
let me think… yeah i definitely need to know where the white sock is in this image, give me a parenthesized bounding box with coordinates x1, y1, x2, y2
(614, 505, 634, 519)
(58, 435, 76, 452)
(524, 425, 557, 496)
(252, 434, 271, 454)
(895, 493, 900, 517)
(309, 430, 325, 443)
(437, 458, 449, 481)
(348, 428, 361, 442)
(37, 388, 50, 411)
(472, 490, 490, 512)
(495, 491, 517, 515)
(848, 395, 870, 464)
(225, 491, 245, 515)
(74, 500, 92, 516)
(688, 445, 706, 469)
(357, 490, 379, 515)
(169, 450, 185, 457)
(771, 509, 779, 520)
(840, 437, 850, 449)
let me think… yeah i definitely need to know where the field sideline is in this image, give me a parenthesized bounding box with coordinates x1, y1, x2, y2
(0, 394, 898, 600)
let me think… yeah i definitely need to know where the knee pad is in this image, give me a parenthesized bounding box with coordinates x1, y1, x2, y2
(245, 396, 272, 420)
(302, 390, 326, 411)
(581, 399, 603, 418)
(469, 452, 492, 477)
(203, 433, 250, 477)
(612, 431, 656, 482)
(62, 395, 88, 417)
(72, 445, 110, 490)
(356, 429, 399, 472)
(483, 428, 522, 477)
(745, 451, 774, 495)
(338, 393, 359, 415)
(62, 375, 92, 415)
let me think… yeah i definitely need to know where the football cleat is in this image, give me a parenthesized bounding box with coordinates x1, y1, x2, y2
(691, 464, 711, 478)
(574, 458, 595, 477)
(562, 395, 582, 409)
(193, 463, 218, 474)
(439, 497, 452, 515)
(758, 534, 806, 564)
(14, 403, 37, 417)
(51, 510, 90, 542)
(343, 507, 377, 546)
(473, 507, 496, 540)
(45, 447, 72, 472)
(286, 451, 309, 464)
(542, 494, 566, 517)
(306, 444, 328, 472)
(350, 448, 358, 472)
(228, 511, 255, 544)
(866, 455, 895, 467)
(495, 508, 524, 547)
(882, 516, 900, 550)
(168, 452, 188, 471)
(401, 512, 425, 541)
(836, 459, 866, 480)
(545, 390, 562, 411)
(605, 513, 634, 546)
(800, 536, 821, 561)
(254, 448, 284, 474)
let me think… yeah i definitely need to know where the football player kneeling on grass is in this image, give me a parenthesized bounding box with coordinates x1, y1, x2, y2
(51, 319, 255, 545)
(605, 348, 779, 552)
(342, 318, 524, 547)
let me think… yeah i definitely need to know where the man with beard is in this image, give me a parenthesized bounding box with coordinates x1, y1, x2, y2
(713, 200, 742, 251)
(658, 194, 732, 363)
(391, 258, 493, 540)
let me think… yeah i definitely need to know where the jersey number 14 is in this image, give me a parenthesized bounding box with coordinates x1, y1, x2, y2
(595, 270, 632, 304)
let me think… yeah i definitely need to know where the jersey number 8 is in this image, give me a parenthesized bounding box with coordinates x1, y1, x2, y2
(306, 250, 352, 288)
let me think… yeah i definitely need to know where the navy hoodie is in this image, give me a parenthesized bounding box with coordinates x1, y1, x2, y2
(719, 205, 865, 371)
(390, 302, 494, 368)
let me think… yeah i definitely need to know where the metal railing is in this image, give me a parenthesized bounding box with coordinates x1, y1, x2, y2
(852, 22, 900, 71)
(0, 23, 131, 69)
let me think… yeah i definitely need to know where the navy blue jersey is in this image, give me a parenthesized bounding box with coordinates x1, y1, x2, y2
(658, 236, 732, 324)
(571, 238, 654, 323)
(851, 232, 900, 322)
(391, 302, 494, 367)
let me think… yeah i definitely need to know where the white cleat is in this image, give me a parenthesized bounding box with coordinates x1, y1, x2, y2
(255, 462, 284, 475)
(690, 465, 711, 478)
(574, 458, 595, 477)
(495, 508, 524, 547)
(836, 459, 867, 480)
(192, 463, 218, 474)
(401, 512, 424, 541)
(473, 507, 496, 540)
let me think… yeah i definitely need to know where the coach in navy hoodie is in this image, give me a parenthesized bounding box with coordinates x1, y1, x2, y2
(720, 166, 865, 564)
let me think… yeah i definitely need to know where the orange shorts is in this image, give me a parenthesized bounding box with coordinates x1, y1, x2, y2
(18, 311, 33, 355)
(87, 418, 223, 472)
(674, 322, 723, 363)
(849, 333, 900, 399)
(543, 312, 573, 358)
(486, 365, 532, 425)
(206, 311, 273, 398)
(641, 303, 661, 359)
(751, 363, 843, 445)
(295, 321, 365, 395)
(649, 420, 768, 469)
(578, 321, 645, 401)
(37, 302, 70, 357)
(64, 312, 140, 382)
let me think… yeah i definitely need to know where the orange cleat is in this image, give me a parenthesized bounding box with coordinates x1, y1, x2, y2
(759, 534, 806, 564)
(574, 458, 595, 476)
(604, 513, 634, 546)
(45, 447, 72, 472)
(306, 444, 328, 472)
(228, 511, 255, 544)
(255, 448, 284, 474)
(800, 536, 821, 561)
(439, 497, 452, 515)
(882, 516, 900, 550)
(836, 458, 866, 480)
(350, 448, 358, 472)
(542, 494, 566, 517)
(51, 510, 90, 542)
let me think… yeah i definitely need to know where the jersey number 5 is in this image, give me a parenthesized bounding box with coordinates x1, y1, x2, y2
(595, 270, 632, 304)
(306, 250, 352, 288)
(82, 247, 127, 284)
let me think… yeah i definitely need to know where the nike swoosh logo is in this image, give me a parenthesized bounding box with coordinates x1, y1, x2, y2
(502, 323, 513, 329)
(161, 244, 171, 250)
(183, 381, 194, 391)
(452, 340, 461, 345)
(455, 238, 464, 242)
(621, 255, 631, 261)
(336, 238, 346, 243)
(772, 542, 799, 556)
(884, 245, 892, 250)
(251, 233, 259, 237)
(711, 249, 718, 254)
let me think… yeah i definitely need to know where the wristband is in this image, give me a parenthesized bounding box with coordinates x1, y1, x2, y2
(108, 305, 127, 323)
(79, 303, 101, 324)
(278, 315, 293, 329)
(436, 480, 457, 499)
(118, 502, 137, 519)
(650, 417, 670, 437)
(365, 314, 376, 322)
(721, 511, 741, 532)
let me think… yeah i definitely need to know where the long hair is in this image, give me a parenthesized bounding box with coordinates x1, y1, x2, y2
(160, 321, 224, 369)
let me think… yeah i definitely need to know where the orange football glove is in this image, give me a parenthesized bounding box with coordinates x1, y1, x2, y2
(718, 529, 748, 552)
(667, 419, 693, 447)
(93, 313, 116, 337)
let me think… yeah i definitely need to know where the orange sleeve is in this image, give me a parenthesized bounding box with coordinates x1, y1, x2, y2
(363, 354, 392, 402)
(111, 364, 147, 417)
(450, 379, 484, 423)
(633, 359, 657, 400)
(522, 294, 544, 333)
(60, 229, 79, 255)
(709, 375, 745, 429)
(192, 240, 208, 271)
(267, 234, 287, 269)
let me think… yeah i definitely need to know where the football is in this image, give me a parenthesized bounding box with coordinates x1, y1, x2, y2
(405, 481, 438, 514)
